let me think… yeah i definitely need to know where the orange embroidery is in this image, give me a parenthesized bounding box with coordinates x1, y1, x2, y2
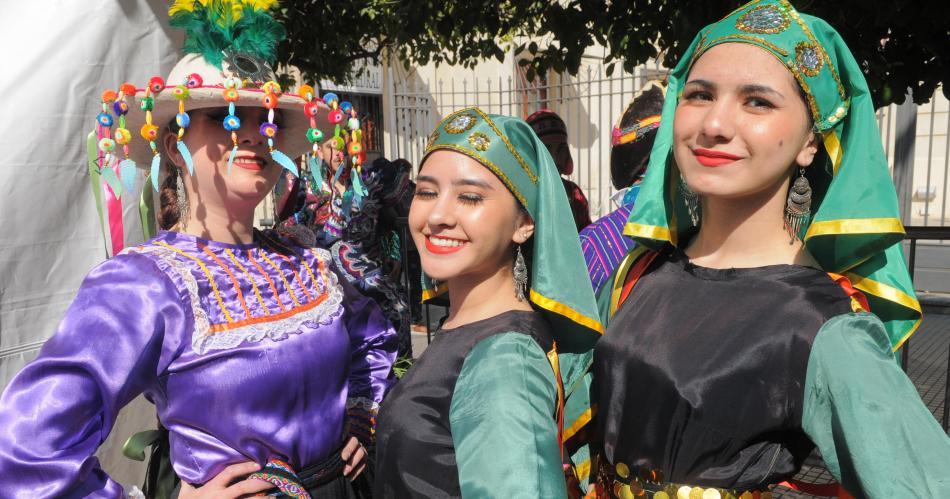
(208, 290, 330, 333)
(201, 244, 252, 321)
(247, 249, 288, 312)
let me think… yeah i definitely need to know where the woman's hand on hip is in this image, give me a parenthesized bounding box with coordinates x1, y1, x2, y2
(342, 436, 367, 480)
(178, 461, 273, 498)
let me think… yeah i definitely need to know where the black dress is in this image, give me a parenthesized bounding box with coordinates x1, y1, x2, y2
(374, 310, 564, 498)
(592, 247, 854, 493)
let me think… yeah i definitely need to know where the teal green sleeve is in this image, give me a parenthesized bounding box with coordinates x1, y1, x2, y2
(803, 312, 950, 498)
(450, 332, 567, 498)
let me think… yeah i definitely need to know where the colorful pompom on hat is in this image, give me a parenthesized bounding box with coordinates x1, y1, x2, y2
(88, 0, 366, 253)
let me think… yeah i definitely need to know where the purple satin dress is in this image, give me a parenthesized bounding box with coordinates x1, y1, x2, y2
(0, 230, 396, 498)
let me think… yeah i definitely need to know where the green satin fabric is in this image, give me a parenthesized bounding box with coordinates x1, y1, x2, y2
(450, 333, 567, 498)
(803, 313, 950, 497)
(625, 0, 920, 349)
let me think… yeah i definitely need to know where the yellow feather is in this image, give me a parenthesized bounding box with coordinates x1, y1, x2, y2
(168, 0, 197, 16)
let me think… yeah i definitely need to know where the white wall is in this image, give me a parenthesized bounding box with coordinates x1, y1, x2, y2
(0, 1, 181, 489)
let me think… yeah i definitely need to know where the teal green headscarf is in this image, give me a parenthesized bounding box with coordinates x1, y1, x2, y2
(626, 0, 920, 349)
(420, 107, 604, 389)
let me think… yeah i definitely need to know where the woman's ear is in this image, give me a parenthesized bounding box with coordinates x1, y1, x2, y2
(512, 212, 536, 244)
(163, 131, 184, 170)
(795, 131, 820, 168)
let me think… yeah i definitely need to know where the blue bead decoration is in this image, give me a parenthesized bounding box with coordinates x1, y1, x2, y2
(97, 113, 113, 127)
(176, 112, 190, 128)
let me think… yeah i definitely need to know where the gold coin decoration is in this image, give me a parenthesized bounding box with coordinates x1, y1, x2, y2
(619, 484, 635, 499)
(615, 462, 630, 479)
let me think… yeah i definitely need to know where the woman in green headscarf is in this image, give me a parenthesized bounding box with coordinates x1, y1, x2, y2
(587, 1, 950, 498)
(373, 108, 603, 497)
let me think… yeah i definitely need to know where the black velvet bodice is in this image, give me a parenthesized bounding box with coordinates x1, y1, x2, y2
(593, 248, 853, 490)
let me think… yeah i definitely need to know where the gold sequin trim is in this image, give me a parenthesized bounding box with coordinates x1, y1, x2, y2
(784, 59, 822, 123)
(427, 129, 440, 148)
(735, 4, 790, 34)
(471, 107, 539, 183)
(784, 1, 846, 100)
(424, 143, 528, 207)
(443, 112, 477, 133)
(795, 42, 823, 77)
(468, 131, 491, 151)
(702, 34, 789, 57)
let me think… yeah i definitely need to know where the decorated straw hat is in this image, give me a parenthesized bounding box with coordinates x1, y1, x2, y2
(89, 0, 362, 197)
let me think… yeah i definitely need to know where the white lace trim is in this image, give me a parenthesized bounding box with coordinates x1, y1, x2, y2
(346, 396, 380, 415)
(123, 244, 344, 355)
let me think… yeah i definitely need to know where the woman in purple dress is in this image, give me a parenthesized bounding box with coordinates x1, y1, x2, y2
(0, 3, 396, 498)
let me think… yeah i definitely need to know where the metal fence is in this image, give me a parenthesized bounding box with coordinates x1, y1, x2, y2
(387, 63, 669, 218)
(386, 67, 949, 225)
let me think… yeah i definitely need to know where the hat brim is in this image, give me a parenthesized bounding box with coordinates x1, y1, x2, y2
(120, 86, 332, 168)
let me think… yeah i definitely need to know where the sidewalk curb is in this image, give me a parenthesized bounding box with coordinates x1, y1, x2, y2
(920, 293, 950, 315)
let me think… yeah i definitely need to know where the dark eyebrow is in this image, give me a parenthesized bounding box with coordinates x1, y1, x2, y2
(739, 83, 785, 100)
(454, 178, 495, 189)
(415, 175, 495, 190)
(684, 79, 715, 90)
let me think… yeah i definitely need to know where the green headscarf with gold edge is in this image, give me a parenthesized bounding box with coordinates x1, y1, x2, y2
(420, 107, 604, 389)
(625, 0, 920, 350)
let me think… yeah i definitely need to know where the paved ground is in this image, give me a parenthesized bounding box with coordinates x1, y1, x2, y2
(410, 307, 950, 498)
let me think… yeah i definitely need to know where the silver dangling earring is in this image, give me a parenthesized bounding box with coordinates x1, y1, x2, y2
(176, 168, 190, 229)
(513, 244, 528, 302)
(679, 175, 700, 226)
(785, 167, 812, 243)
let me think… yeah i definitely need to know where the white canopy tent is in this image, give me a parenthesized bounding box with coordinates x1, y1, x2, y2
(0, 1, 181, 488)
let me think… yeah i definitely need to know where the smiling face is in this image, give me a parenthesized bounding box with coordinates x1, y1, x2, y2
(673, 42, 818, 200)
(164, 106, 284, 214)
(409, 150, 534, 283)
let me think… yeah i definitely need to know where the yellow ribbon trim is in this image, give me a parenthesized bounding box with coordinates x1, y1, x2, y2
(421, 283, 448, 302)
(530, 289, 604, 334)
(823, 129, 843, 175)
(224, 248, 270, 316)
(156, 241, 233, 323)
(259, 250, 301, 307)
(575, 459, 591, 482)
(623, 223, 673, 243)
(610, 247, 647, 317)
(804, 217, 904, 240)
(892, 318, 923, 353)
(844, 271, 922, 351)
(562, 406, 595, 443)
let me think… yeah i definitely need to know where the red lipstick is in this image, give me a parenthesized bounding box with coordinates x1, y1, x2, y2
(693, 148, 742, 167)
(233, 154, 267, 171)
(424, 236, 467, 254)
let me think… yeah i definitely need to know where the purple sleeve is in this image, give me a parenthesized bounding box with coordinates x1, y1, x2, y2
(334, 269, 397, 446)
(0, 253, 188, 498)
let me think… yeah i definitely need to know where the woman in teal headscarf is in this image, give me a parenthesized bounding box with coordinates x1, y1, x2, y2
(374, 108, 603, 497)
(587, 1, 950, 498)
